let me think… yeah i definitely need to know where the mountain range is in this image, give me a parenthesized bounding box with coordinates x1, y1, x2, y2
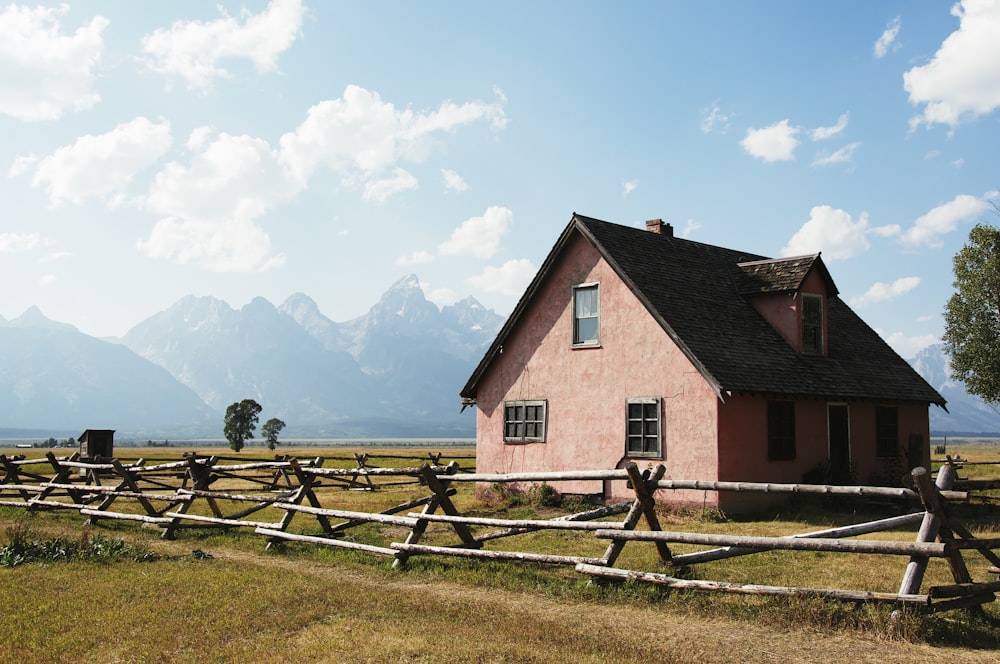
(1, 275, 998, 439)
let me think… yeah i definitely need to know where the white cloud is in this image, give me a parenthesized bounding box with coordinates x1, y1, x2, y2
(904, 0, 1000, 129)
(0, 232, 42, 252)
(38, 274, 56, 287)
(700, 101, 731, 134)
(811, 113, 849, 141)
(395, 250, 434, 266)
(279, 84, 506, 198)
(438, 206, 513, 259)
(899, 193, 992, 248)
(421, 283, 459, 308)
(874, 16, 901, 59)
(141, 0, 306, 92)
(139, 129, 295, 271)
(0, 4, 107, 121)
(812, 141, 861, 167)
(781, 206, 871, 260)
(740, 119, 800, 162)
(39, 250, 73, 263)
(441, 168, 469, 192)
(622, 179, 638, 197)
(850, 276, 921, 307)
(22, 117, 172, 206)
(363, 168, 418, 203)
(880, 330, 941, 359)
(681, 219, 702, 238)
(467, 258, 537, 295)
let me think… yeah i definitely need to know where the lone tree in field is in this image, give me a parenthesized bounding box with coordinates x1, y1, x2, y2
(224, 399, 262, 452)
(262, 417, 286, 451)
(943, 221, 1000, 404)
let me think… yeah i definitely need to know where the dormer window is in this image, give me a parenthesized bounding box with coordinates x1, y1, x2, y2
(802, 294, 823, 355)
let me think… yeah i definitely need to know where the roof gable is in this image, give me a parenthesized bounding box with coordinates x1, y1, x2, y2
(462, 214, 944, 408)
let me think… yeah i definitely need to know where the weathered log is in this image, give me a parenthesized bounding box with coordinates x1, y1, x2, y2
(177, 488, 296, 503)
(899, 465, 957, 595)
(445, 469, 630, 482)
(273, 502, 419, 527)
(928, 580, 1000, 599)
(475, 501, 633, 543)
(255, 527, 397, 555)
(672, 512, 925, 566)
(925, 593, 997, 613)
(162, 511, 282, 529)
(575, 564, 931, 605)
(406, 512, 627, 531)
(391, 542, 605, 566)
(79, 508, 174, 525)
(39, 482, 185, 502)
(0, 484, 45, 493)
(302, 465, 448, 478)
(951, 538, 1000, 550)
(594, 529, 947, 557)
(653, 478, 965, 501)
(25, 499, 83, 509)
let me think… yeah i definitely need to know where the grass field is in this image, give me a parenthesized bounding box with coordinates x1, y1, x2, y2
(1, 444, 999, 663)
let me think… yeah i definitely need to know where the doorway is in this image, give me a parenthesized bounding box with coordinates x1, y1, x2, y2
(828, 404, 852, 484)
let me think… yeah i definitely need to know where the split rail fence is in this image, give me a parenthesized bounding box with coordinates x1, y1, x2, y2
(2, 451, 998, 615)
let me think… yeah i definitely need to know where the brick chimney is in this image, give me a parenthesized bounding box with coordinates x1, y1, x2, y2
(645, 219, 673, 237)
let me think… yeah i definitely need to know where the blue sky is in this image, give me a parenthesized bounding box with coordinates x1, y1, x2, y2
(1, 1, 998, 359)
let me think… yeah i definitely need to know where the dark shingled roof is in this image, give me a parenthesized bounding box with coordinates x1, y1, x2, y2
(461, 214, 945, 408)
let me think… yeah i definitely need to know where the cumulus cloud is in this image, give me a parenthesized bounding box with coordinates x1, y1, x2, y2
(880, 330, 941, 359)
(700, 102, 732, 134)
(137, 215, 285, 272)
(781, 206, 873, 260)
(0, 232, 42, 252)
(420, 282, 459, 308)
(904, 0, 1000, 129)
(363, 168, 417, 203)
(874, 16, 901, 59)
(438, 206, 513, 259)
(279, 84, 506, 194)
(395, 250, 434, 266)
(141, 0, 306, 92)
(812, 141, 861, 166)
(622, 179, 638, 197)
(0, 4, 107, 121)
(441, 168, 469, 192)
(19, 117, 172, 206)
(899, 193, 992, 248)
(740, 119, 800, 162)
(681, 219, 702, 238)
(850, 276, 921, 307)
(38, 274, 56, 287)
(811, 114, 849, 141)
(467, 258, 537, 295)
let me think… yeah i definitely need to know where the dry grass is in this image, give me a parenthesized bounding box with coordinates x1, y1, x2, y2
(1, 443, 999, 662)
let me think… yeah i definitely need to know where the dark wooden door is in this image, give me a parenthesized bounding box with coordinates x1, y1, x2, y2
(828, 404, 851, 484)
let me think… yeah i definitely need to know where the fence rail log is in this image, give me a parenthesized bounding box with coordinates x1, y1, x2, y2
(177, 488, 296, 503)
(406, 512, 627, 531)
(272, 502, 420, 527)
(575, 564, 932, 605)
(79, 508, 174, 525)
(255, 527, 398, 556)
(928, 581, 1000, 599)
(594, 529, 948, 557)
(474, 501, 633, 543)
(653, 479, 966, 501)
(162, 511, 283, 529)
(391, 542, 605, 566)
(671, 512, 926, 566)
(445, 469, 630, 483)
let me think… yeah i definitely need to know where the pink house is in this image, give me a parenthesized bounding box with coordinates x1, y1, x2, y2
(460, 214, 946, 511)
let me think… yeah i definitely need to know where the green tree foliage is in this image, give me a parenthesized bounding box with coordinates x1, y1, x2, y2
(943, 222, 1000, 403)
(223, 399, 262, 452)
(261, 418, 286, 451)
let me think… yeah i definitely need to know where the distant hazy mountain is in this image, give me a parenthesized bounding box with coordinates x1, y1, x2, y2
(122, 275, 505, 437)
(908, 343, 1000, 435)
(0, 308, 215, 434)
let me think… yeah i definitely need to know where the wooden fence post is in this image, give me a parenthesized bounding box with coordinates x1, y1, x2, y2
(898, 464, 957, 595)
(601, 463, 668, 568)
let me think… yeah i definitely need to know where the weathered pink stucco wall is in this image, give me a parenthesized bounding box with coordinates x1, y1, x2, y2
(475, 233, 721, 500)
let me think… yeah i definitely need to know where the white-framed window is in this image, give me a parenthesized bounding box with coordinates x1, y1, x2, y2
(504, 399, 547, 443)
(626, 397, 661, 457)
(572, 283, 600, 347)
(802, 293, 824, 355)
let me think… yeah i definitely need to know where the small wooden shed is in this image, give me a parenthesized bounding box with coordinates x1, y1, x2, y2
(79, 429, 115, 460)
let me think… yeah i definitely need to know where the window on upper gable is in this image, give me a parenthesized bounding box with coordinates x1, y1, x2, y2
(876, 406, 899, 458)
(802, 294, 824, 355)
(504, 399, 546, 443)
(767, 400, 796, 461)
(626, 397, 661, 458)
(572, 283, 600, 347)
